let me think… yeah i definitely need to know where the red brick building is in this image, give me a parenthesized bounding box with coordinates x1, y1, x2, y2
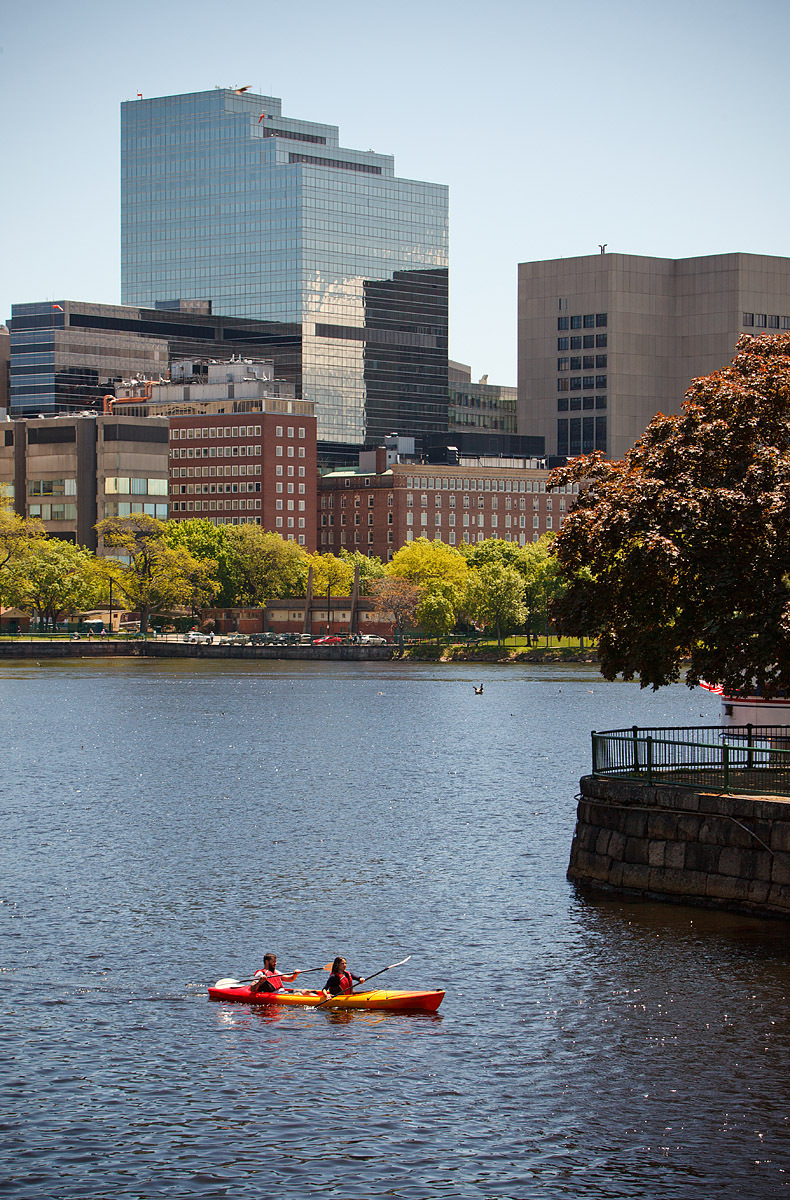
(114, 360, 317, 548)
(318, 449, 577, 560)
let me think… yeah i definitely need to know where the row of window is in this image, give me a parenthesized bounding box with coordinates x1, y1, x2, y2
(171, 425, 264, 439)
(105, 477, 169, 496)
(404, 512, 555, 530)
(102, 502, 169, 519)
(557, 416, 607, 456)
(558, 313, 608, 330)
(172, 445, 261, 459)
(743, 314, 790, 329)
(558, 335, 607, 350)
(401, 476, 575, 494)
(28, 478, 76, 497)
(558, 376, 607, 391)
(173, 499, 264, 512)
(558, 396, 607, 412)
(558, 356, 607, 370)
(28, 503, 77, 521)
(178, 482, 261, 495)
(406, 493, 563, 511)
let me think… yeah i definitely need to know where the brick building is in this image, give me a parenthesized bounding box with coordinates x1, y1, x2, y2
(318, 447, 577, 560)
(114, 360, 318, 548)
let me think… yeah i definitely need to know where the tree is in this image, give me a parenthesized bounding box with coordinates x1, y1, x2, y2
(0, 510, 47, 607)
(96, 515, 216, 633)
(228, 527, 309, 605)
(389, 537, 469, 592)
(5, 540, 100, 627)
(338, 549, 386, 594)
(163, 520, 243, 607)
(416, 584, 458, 641)
(549, 332, 790, 695)
(308, 552, 355, 598)
(463, 562, 527, 647)
(370, 576, 422, 639)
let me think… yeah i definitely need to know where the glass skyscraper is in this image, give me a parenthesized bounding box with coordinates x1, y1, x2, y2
(121, 89, 449, 460)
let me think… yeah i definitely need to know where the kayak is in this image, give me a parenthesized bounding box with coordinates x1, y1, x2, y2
(208, 983, 444, 1013)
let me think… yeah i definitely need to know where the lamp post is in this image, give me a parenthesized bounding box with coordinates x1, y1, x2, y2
(109, 578, 113, 635)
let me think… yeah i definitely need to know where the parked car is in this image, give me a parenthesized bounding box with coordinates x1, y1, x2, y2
(360, 634, 387, 645)
(313, 635, 342, 645)
(183, 631, 212, 643)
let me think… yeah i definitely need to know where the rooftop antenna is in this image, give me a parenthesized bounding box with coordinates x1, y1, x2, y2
(599, 243, 607, 254)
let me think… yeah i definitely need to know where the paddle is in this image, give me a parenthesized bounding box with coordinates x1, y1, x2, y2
(215, 963, 332, 988)
(315, 955, 411, 1008)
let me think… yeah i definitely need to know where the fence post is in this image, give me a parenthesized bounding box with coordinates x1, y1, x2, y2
(591, 730, 597, 775)
(723, 742, 730, 792)
(632, 725, 640, 774)
(646, 736, 653, 786)
(746, 723, 754, 770)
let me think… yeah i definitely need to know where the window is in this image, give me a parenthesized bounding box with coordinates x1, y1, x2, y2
(570, 315, 582, 329)
(570, 377, 581, 391)
(557, 378, 569, 392)
(298, 427, 305, 437)
(276, 446, 283, 457)
(769, 315, 780, 329)
(275, 425, 283, 436)
(558, 316, 569, 330)
(596, 394, 607, 410)
(570, 357, 581, 371)
(583, 334, 595, 349)
(742, 313, 755, 325)
(756, 314, 767, 328)
(596, 355, 607, 368)
(570, 336, 582, 350)
(596, 375, 607, 389)
(583, 314, 595, 328)
(583, 356, 594, 370)
(596, 313, 607, 327)
(557, 358, 569, 371)
(557, 337, 569, 350)
(596, 333, 607, 348)
(287, 427, 294, 438)
(557, 419, 568, 456)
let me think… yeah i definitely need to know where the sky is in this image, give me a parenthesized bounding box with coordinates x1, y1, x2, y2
(2, 0, 789, 384)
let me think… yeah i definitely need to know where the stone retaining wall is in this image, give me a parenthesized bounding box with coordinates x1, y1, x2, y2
(568, 775, 790, 918)
(0, 641, 392, 661)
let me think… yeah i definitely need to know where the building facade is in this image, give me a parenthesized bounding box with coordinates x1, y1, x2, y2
(7, 299, 307, 418)
(114, 360, 317, 547)
(448, 360, 517, 435)
(518, 252, 790, 462)
(120, 89, 449, 461)
(318, 450, 575, 560)
(0, 414, 169, 549)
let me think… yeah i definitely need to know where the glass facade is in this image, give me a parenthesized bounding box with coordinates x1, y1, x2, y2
(121, 90, 449, 457)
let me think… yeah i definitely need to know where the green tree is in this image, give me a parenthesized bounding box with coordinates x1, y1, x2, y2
(464, 562, 527, 646)
(338, 548, 386, 594)
(5, 540, 100, 627)
(416, 584, 458, 641)
(164, 520, 243, 607)
(229, 527, 309, 604)
(308, 552, 355, 598)
(96, 515, 217, 633)
(389, 537, 469, 592)
(549, 332, 790, 694)
(0, 511, 47, 607)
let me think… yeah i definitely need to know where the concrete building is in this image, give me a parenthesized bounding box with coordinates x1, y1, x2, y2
(7, 299, 307, 418)
(121, 89, 449, 462)
(318, 446, 576, 560)
(0, 325, 10, 416)
(518, 252, 790, 462)
(449, 360, 517, 435)
(113, 359, 317, 547)
(0, 413, 169, 549)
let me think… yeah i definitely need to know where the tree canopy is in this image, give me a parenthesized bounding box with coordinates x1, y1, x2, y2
(549, 333, 790, 695)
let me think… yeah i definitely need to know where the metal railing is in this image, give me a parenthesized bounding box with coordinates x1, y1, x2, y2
(592, 725, 790, 796)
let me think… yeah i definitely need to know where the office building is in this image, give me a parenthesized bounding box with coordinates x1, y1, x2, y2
(518, 252, 790, 462)
(121, 89, 449, 461)
(318, 446, 575, 560)
(449, 361, 517, 435)
(113, 359, 317, 546)
(0, 413, 169, 549)
(8, 299, 302, 417)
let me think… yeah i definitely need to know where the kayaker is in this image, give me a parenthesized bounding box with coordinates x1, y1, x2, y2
(249, 953, 301, 994)
(322, 956, 365, 996)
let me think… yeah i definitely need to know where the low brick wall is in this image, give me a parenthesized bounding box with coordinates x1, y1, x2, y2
(568, 775, 790, 918)
(0, 641, 392, 661)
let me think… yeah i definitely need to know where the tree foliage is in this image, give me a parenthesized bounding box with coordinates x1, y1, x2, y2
(338, 548, 386, 594)
(163, 520, 243, 607)
(5, 539, 100, 626)
(96, 515, 217, 632)
(308, 551, 354, 598)
(226, 526, 308, 604)
(549, 333, 790, 695)
(370, 575, 422, 636)
(463, 562, 527, 646)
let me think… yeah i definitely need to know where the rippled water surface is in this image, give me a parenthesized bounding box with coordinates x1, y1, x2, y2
(1, 658, 788, 1198)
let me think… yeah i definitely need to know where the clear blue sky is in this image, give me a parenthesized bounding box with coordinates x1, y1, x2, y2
(2, 0, 788, 384)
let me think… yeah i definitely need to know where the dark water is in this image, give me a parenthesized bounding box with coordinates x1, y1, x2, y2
(0, 659, 787, 1199)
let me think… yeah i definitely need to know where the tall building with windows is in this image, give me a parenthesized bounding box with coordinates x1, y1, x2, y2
(518, 252, 790, 462)
(121, 89, 449, 463)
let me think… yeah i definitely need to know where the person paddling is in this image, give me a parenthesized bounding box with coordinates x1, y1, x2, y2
(322, 956, 365, 997)
(249, 953, 301, 994)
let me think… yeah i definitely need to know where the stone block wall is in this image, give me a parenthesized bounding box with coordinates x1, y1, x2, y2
(568, 775, 790, 918)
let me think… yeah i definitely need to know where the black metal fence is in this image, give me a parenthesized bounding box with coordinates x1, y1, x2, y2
(592, 725, 790, 796)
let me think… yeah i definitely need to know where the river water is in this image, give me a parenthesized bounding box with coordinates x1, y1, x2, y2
(0, 659, 787, 1199)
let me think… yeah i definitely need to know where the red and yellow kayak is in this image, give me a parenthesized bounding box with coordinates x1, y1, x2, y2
(208, 983, 444, 1013)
